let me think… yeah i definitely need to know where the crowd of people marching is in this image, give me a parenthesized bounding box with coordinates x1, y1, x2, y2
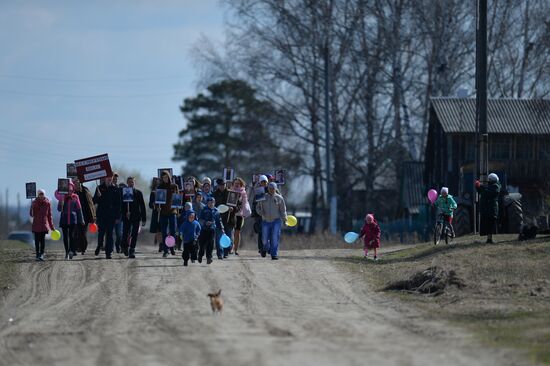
(28, 166, 503, 264)
(29, 171, 290, 265)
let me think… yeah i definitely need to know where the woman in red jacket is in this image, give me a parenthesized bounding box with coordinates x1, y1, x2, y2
(359, 214, 381, 261)
(30, 189, 55, 261)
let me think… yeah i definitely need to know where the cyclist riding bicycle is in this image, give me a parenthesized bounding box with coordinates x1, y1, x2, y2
(434, 187, 457, 238)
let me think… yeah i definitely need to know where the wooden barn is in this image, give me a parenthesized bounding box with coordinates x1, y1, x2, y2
(424, 97, 550, 233)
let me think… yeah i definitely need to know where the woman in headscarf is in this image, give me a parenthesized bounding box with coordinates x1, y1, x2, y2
(30, 189, 55, 261)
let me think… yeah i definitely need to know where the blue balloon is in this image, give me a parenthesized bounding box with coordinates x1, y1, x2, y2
(344, 232, 359, 244)
(219, 234, 232, 248)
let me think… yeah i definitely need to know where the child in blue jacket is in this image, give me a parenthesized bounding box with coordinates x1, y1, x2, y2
(180, 210, 201, 266)
(198, 197, 223, 264)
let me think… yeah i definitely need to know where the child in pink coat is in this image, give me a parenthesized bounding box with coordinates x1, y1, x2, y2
(359, 214, 381, 260)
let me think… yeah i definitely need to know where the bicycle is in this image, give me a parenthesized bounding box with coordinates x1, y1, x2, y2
(433, 213, 454, 246)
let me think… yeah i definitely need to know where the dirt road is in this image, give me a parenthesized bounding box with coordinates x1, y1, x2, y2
(0, 248, 517, 366)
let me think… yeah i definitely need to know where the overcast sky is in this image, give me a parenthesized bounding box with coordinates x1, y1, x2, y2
(0, 0, 225, 205)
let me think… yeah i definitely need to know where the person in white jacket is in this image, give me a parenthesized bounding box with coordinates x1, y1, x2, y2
(256, 182, 287, 260)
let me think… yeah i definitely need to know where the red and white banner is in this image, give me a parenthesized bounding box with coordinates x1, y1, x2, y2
(75, 154, 113, 182)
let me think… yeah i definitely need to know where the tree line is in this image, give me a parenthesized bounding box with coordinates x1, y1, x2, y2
(174, 0, 550, 232)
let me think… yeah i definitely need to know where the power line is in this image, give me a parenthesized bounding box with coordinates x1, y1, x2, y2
(0, 74, 194, 82)
(0, 132, 173, 152)
(0, 89, 188, 98)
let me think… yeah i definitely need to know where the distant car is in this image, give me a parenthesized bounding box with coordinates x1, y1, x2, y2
(7, 231, 34, 246)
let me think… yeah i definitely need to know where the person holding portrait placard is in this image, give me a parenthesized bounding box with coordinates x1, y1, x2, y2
(93, 175, 122, 259)
(121, 177, 147, 258)
(58, 181, 85, 260)
(112, 173, 125, 253)
(148, 178, 162, 252)
(158, 170, 179, 258)
(73, 178, 96, 255)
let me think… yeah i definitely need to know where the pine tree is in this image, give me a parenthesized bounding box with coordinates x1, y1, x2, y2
(173, 79, 297, 179)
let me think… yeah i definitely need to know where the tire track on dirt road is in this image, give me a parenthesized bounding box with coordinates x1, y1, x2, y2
(0, 249, 520, 366)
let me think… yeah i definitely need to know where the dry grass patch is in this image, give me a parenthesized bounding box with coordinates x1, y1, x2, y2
(349, 234, 550, 364)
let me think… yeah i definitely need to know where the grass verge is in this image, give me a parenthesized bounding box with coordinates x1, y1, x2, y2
(344, 234, 550, 365)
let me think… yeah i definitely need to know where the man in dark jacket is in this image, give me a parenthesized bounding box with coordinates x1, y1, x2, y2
(213, 178, 235, 259)
(121, 177, 147, 258)
(112, 173, 124, 253)
(250, 175, 269, 253)
(74, 178, 96, 255)
(93, 175, 122, 259)
(475, 173, 501, 243)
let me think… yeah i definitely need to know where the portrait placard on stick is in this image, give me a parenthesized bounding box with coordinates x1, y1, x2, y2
(58, 178, 70, 195)
(184, 181, 195, 197)
(223, 168, 234, 182)
(157, 168, 173, 179)
(173, 175, 184, 191)
(274, 170, 286, 185)
(171, 193, 183, 209)
(226, 190, 240, 207)
(155, 189, 167, 204)
(254, 187, 266, 202)
(26, 182, 37, 199)
(122, 187, 134, 202)
(66, 163, 78, 180)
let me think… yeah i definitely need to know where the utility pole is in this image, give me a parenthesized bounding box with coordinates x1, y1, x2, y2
(475, 0, 488, 233)
(16, 192, 21, 227)
(5, 188, 9, 234)
(324, 44, 337, 234)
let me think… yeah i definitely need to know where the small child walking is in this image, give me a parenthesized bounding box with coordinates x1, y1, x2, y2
(359, 214, 381, 260)
(180, 210, 201, 266)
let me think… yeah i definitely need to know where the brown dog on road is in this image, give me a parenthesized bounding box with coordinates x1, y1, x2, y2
(208, 289, 223, 314)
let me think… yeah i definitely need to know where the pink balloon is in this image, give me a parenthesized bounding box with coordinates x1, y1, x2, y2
(54, 190, 65, 201)
(427, 189, 438, 203)
(165, 235, 176, 248)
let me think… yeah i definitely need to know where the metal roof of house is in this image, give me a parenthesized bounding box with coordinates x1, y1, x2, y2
(401, 161, 425, 214)
(430, 97, 550, 134)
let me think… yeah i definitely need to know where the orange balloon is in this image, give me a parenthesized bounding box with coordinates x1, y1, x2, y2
(89, 223, 98, 233)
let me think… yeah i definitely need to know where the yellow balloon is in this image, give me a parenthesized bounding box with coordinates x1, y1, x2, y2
(51, 230, 61, 241)
(286, 215, 298, 227)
